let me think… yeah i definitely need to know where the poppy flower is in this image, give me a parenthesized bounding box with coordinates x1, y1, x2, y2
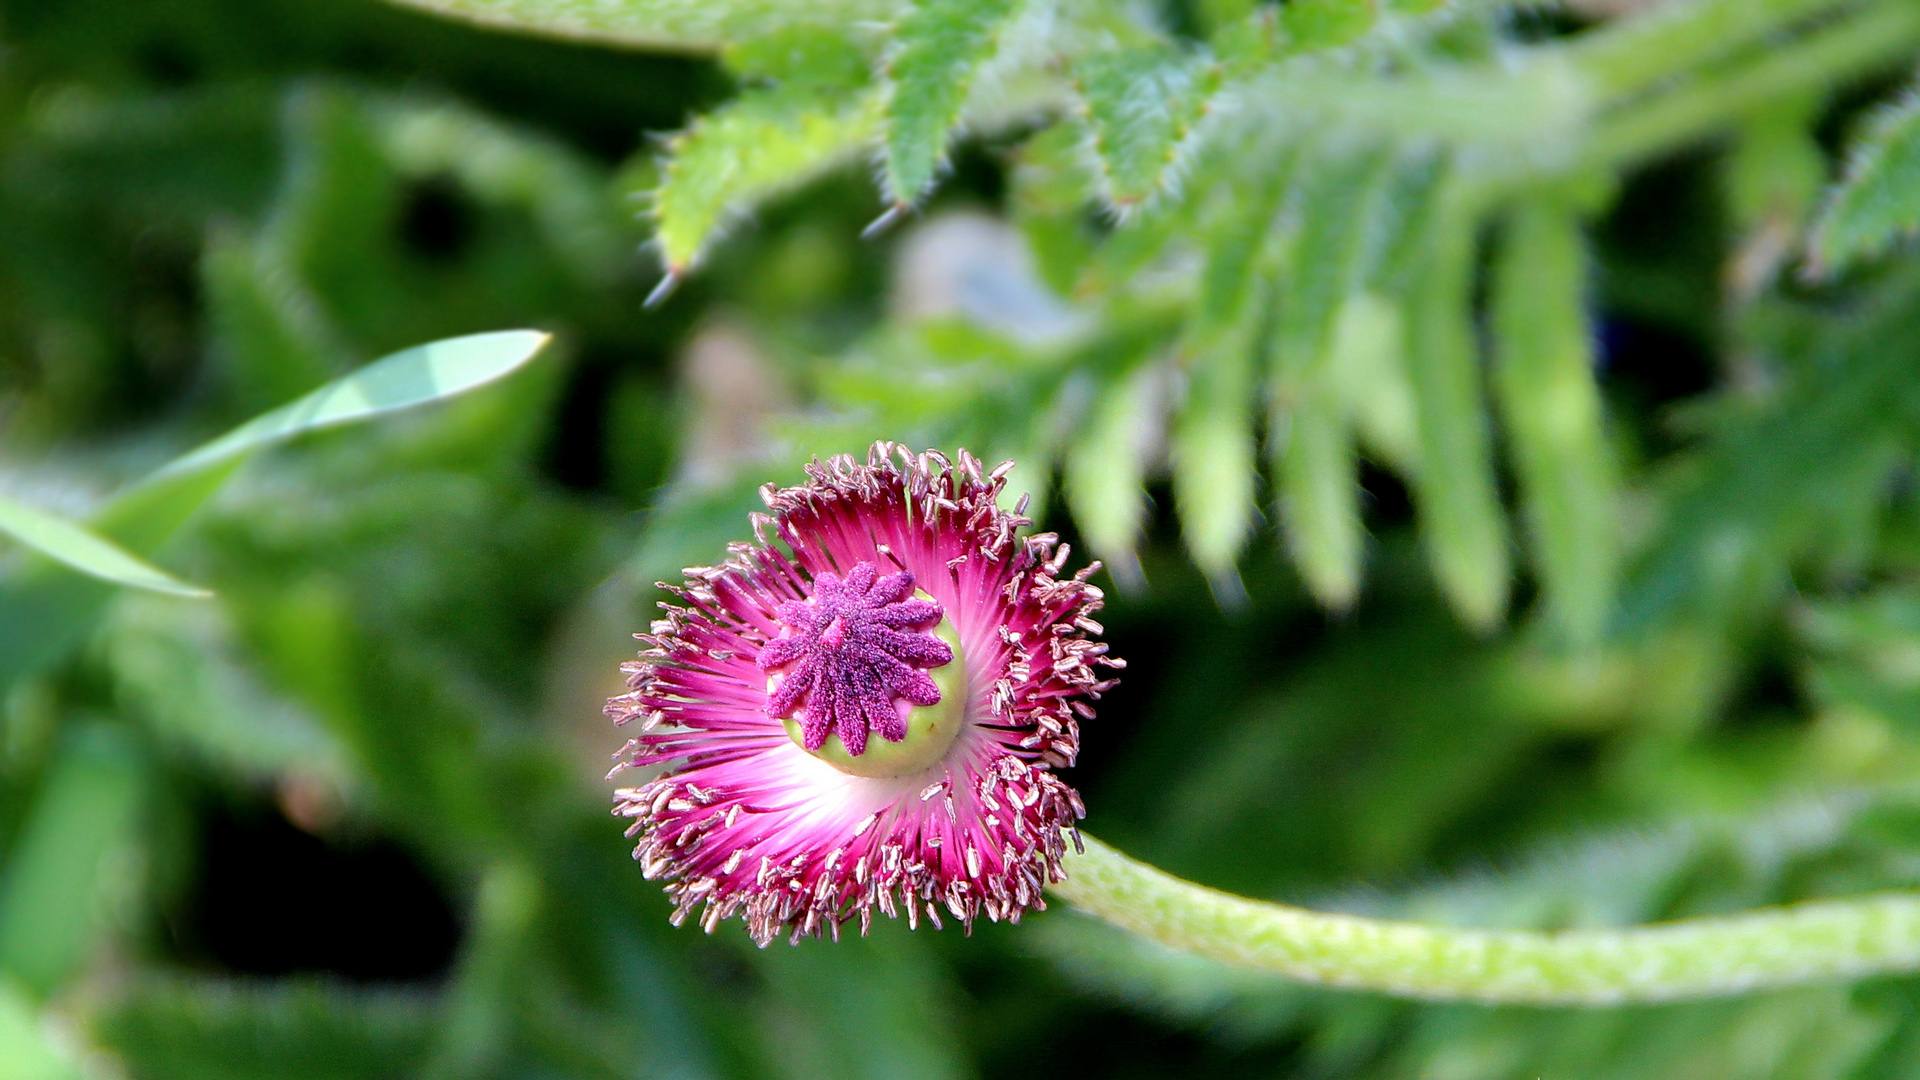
(608, 444, 1121, 944)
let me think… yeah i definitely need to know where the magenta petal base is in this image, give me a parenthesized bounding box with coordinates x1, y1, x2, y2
(607, 444, 1122, 945)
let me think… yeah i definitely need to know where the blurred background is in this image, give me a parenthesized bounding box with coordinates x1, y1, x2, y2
(6, 0, 1920, 1076)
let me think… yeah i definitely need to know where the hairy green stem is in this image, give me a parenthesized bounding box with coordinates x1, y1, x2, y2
(1049, 835, 1920, 1005)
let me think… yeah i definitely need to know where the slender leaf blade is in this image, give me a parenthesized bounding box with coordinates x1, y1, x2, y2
(0, 331, 551, 693)
(0, 493, 210, 598)
(153, 329, 551, 482)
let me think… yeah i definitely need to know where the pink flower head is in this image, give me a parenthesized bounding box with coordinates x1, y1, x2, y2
(607, 444, 1122, 945)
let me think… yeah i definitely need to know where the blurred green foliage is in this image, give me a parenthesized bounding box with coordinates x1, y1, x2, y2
(6, 0, 1920, 1076)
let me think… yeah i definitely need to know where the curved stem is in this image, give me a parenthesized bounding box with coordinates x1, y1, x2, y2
(1049, 834, 1920, 1005)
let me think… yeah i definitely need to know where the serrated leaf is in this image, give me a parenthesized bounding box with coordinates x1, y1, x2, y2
(0, 493, 210, 598)
(1405, 199, 1509, 631)
(653, 89, 880, 272)
(881, 0, 1024, 205)
(381, 0, 901, 52)
(1493, 198, 1618, 647)
(1810, 89, 1920, 275)
(1066, 363, 1162, 585)
(0, 331, 551, 693)
(1073, 46, 1219, 212)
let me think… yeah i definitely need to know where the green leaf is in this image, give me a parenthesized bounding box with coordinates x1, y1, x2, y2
(1276, 384, 1364, 609)
(380, 0, 901, 52)
(881, 0, 1024, 206)
(1171, 144, 1293, 595)
(0, 331, 551, 693)
(0, 725, 144, 998)
(425, 862, 542, 1078)
(0, 492, 210, 598)
(1810, 89, 1920, 275)
(1073, 46, 1220, 212)
(200, 223, 350, 415)
(152, 330, 551, 484)
(1174, 341, 1261, 597)
(1405, 199, 1510, 631)
(1269, 148, 1390, 609)
(653, 88, 880, 272)
(105, 596, 351, 785)
(1280, 0, 1379, 52)
(1065, 363, 1162, 585)
(1493, 198, 1618, 647)
(721, 25, 873, 87)
(1328, 292, 1420, 475)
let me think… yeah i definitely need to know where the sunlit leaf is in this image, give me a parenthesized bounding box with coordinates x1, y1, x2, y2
(653, 89, 880, 272)
(1810, 89, 1920, 276)
(0, 330, 551, 692)
(0, 493, 210, 598)
(881, 0, 1024, 205)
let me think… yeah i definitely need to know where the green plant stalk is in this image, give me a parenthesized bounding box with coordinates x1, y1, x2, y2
(1050, 835, 1920, 1005)
(1560, 0, 1848, 101)
(1582, 0, 1920, 176)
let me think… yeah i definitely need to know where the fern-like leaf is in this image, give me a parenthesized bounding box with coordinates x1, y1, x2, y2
(1810, 89, 1920, 276)
(881, 0, 1025, 206)
(1072, 46, 1220, 213)
(652, 89, 879, 272)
